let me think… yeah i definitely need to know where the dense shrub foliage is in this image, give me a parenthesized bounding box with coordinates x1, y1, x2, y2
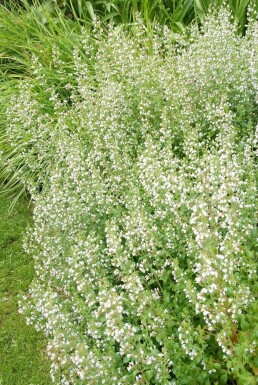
(5, 9, 257, 385)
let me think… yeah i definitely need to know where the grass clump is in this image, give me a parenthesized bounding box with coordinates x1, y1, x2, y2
(0, 194, 51, 385)
(0, 0, 87, 196)
(2, 0, 257, 34)
(3, 8, 255, 385)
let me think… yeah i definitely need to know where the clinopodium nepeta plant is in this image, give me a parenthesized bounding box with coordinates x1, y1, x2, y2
(11, 9, 258, 385)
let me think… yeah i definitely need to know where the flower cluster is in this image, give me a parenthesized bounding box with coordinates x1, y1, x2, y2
(13, 9, 258, 385)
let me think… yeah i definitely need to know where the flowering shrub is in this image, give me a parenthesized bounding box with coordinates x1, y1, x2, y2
(13, 9, 258, 385)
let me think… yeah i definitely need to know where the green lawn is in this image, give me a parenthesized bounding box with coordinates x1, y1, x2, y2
(0, 194, 51, 385)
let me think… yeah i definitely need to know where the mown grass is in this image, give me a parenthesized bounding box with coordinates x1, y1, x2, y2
(0, 193, 51, 385)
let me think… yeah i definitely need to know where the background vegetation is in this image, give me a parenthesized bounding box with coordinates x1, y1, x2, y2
(2, 0, 257, 33)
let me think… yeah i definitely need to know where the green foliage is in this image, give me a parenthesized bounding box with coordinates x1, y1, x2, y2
(1, 0, 257, 32)
(3, 8, 256, 384)
(0, 193, 51, 384)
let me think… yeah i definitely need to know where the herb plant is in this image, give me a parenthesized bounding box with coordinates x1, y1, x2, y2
(7, 9, 257, 384)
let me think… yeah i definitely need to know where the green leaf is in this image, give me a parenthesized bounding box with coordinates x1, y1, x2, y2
(150, 348, 160, 357)
(163, 291, 170, 303)
(221, 373, 227, 384)
(144, 369, 154, 381)
(123, 355, 131, 363)
(226, 287, 234, 298)
(85, 1, 96, 21)
(240, 319, 249, 332)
